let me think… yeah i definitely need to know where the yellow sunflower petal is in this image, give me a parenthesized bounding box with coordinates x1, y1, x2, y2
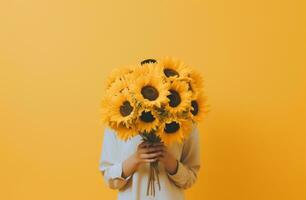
(131, 62, 164, 81)
(113, 123, 138, 141)
(106, 65, 135, 89)
(135, 108, 160, 133)
(103, 91, 137, 128)
(190, 92, 208, 123)
(165, 80, 192, 115)
(129, 72, 170, 108)
(157, 118, 192, 146)
(107, 77, 129, 95)
(157, 57, 192, 80)
(186, 67, 205, 98)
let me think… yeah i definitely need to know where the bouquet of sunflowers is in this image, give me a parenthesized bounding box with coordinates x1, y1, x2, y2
(100, 57, 208, 196)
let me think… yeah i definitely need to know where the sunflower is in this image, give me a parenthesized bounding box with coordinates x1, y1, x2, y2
(129, 71, 170, 108)
(157, 118, 192, 146)
(190, 92, 208, 123)
(157, 57, 191, 80)
(113, 122, 138, 141)
(107, 76, 130, 95)
(106, 65, 134, 89)
(104, 90, 137, 128)
(165, 80, 192, 115)
(136, 108, 160, 133)
(186, 67, 204, 98)
(131, 61, 164, 80)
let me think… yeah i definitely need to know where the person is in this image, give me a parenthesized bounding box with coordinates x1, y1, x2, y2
(98, 123, 201, 200)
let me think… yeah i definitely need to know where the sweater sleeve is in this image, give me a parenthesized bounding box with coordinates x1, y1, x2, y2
(167, 124, 201, 189)
(99, 128, 131, 190)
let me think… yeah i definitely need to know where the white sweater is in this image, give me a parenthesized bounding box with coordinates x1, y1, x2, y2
(99, 125, 201, 200)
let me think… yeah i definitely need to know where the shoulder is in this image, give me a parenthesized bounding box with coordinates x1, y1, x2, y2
(103, 127, 119, 142)
(104, 127, 115, 135)
(182, 123, 199, 145)
(189, 123, 199, 138)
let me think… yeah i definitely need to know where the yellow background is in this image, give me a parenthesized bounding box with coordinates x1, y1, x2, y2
(1, 0, 305, 199)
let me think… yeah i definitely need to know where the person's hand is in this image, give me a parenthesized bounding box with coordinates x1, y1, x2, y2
(132, 141, 164, 166)
(122, 141, 163, 178)
(156, 143, 179, 175)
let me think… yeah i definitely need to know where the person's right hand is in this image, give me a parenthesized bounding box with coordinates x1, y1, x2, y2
(122, 141, 164, 178)
(132, 141, 164, 166)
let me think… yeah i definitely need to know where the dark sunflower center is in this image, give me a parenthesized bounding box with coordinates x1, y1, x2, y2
(141, 59, 157, 65)
(164, 121, 180, 134)
(141, 85, 159, 101)
(191, 100, 199, 116)
(140, 111, 155, 122)
(167, 89, 181, 107)
(164, 68, 179, 77)
(120, 101, 134, 117)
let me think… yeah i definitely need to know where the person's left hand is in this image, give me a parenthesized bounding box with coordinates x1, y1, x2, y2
(155, 142, 179, 175)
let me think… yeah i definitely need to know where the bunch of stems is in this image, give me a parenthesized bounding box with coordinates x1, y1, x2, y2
(147, 161, 161, 196)
(141, 132, 162, 197)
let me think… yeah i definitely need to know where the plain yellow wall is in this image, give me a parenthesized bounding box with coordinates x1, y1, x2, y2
(1, 0, 305, 199)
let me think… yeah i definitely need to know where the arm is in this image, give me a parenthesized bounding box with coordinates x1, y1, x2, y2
(99, 128, 131, 190)
(159, 124, 201, 189)
(122, 142, 163, 178)
(99, 128, 164, 190)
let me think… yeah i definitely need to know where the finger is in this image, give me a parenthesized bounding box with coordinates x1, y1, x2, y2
(160, 146, 167, 152)
(156, 151, 165, 158)
(143, 158, 158, 163)
(139, 142, 164, 150)
(137, 142, 146, 149)
(141, 151, 163, 159)
(149, 143, 165, 148)
(143, 146, 165, 154)
(139, 147, 158, 154)
(152, 142, 164, 147)
(138, 141, 150, 149)
(140, 151, 163, 159)
(159, 153, 165, 159)
(147, 146, 166, 153)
